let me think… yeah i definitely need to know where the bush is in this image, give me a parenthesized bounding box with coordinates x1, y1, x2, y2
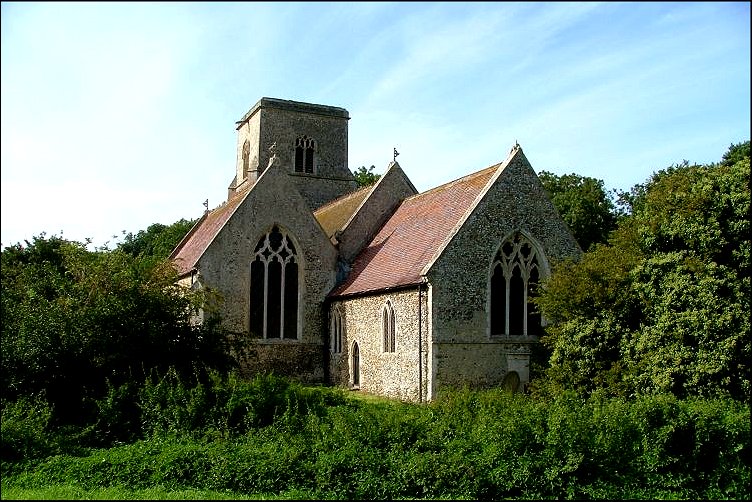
(1, 395, 55, 462)
(3, 381, 749, 500)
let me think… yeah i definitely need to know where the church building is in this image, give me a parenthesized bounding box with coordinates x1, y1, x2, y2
(170, 97, 581, 402)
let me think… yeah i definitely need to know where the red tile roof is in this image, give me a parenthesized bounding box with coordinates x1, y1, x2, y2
(170, 186, 252, 276)
(330, 163, 500, 297)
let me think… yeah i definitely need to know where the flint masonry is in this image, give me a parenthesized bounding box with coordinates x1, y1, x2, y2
(171, 97, 581, 402)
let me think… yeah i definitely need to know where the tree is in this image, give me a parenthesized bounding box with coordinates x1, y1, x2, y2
(1, 234, 233, 426)
(721, 140, 750, 167)
(534, 143, 750, 401)
(353, 165, 380, 187)
(118, 218, 196, 263)
(538, 171, 617, 251)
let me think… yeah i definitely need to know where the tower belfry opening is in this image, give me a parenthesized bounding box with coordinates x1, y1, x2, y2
(229, 97, 357, 209)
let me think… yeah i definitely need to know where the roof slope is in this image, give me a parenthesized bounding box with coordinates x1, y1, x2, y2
(330, 163, 499, 297)
(170, 186, 252, 276)
(313, 184, 373, 238)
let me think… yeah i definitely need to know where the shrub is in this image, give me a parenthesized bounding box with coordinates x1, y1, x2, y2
(0, 395, 55, 462)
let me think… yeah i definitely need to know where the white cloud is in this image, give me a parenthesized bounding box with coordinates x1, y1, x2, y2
(1, 2, 748, 248)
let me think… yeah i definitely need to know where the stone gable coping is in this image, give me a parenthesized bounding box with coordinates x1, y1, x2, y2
(340, 161, 417, 235)
(313, 185, 373, 239)
(170, 183, 254, 277)
(170, 153, 307, 277)
(420, 145, 523, 276)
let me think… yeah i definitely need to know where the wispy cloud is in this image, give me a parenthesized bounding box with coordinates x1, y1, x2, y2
(1, 2, 748, 247)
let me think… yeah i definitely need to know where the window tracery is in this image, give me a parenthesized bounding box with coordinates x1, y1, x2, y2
(250, 226, 299, 339)
(294, 135, 315, 173)
(490, 232, 543, 336)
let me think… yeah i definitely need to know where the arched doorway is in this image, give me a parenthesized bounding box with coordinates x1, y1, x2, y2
(351, 341, 360, 388)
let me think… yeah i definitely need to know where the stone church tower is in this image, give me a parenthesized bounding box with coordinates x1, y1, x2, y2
(228, 97, 357, 209)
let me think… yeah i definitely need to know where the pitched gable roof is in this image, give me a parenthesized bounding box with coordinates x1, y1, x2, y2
(313, 184, 373, 239)
(330, 162, 500, 298)
(170, 184, 253, 276)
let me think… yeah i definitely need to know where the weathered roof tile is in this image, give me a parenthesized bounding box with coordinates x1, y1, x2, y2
(330, 163, 500, 297)
(313, 184, 373, 238)
(170, 186, 252, 276)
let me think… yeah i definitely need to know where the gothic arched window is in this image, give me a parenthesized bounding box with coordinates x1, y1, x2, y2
(490, 232, 544, 337)
(331, 307, 343, 353)
(351, 341, 360, 387)
(250, 226, 300, 339)
(294, 135, 315, 173)
(382, 300, 396, 352)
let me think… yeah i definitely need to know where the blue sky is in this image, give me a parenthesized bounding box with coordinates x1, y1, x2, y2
(1, 2, 749, 249)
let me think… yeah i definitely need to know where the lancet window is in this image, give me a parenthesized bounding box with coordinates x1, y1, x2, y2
(331, 307, 343, 354)
(382, 300, 396, 352)
(294, 135, 315, 173)
(242, 139, 250, 174)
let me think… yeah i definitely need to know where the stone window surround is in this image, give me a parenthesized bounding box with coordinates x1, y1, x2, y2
(242, 139, 250, 174)
(382, 299, 396, 352)
(488, 230, 549, 338)
(249, 225, 301, 340)
(331, 306, 343, 353)
(294, 135, 316, 174)
(351, 340, 360, 388)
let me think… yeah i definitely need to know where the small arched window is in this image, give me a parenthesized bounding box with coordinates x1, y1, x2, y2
(490, 232, 544, 336)
(242, 139, 250, 174)
(331, 307, 343, 354)
(250, 225, 300, 339)
(382, 300, 396, 352)
(351, 341, 360, 387)
(294, 135, 315, 173)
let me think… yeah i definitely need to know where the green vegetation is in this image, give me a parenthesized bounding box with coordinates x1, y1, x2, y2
(535, 141, 750, 402)
(0, 234, 232, 430)
(353, 165, 381, 187)
(538, 171, 617, 251)
(1, 141, 749, 499)
(117, 218, 197, 265)
(2, 374, 749, 500)
(0, 484, 275, 500)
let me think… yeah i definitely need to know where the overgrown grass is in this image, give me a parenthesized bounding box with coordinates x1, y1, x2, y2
(0, 484, 296, 500)
(2, 372, 749, 500)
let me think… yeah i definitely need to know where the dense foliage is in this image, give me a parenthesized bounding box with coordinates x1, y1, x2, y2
(0, 235, 233, 427)
(1, 142, 749, 499)
(535, 142, 750, 401)
(538, 171, 618, 251)
(2, 375, 749, 500)
(117, 218, 197, 265)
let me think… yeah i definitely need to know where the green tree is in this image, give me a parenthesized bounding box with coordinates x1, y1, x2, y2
(118, 218, 196, 263)
(538, 171, 617, 251)
(721, 140, 750, 167)
(1, 234, 233, 426)
(535, 143, 750, 400)
(353, 165, 380, 187)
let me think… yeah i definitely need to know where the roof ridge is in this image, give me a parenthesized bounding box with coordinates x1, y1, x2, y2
(313, 184, 372, 214)
(407, 162, 501, 200)
(170, 183, 256, 275)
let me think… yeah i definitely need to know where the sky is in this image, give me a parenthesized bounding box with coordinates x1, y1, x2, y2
(1, 2, 749, 250)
